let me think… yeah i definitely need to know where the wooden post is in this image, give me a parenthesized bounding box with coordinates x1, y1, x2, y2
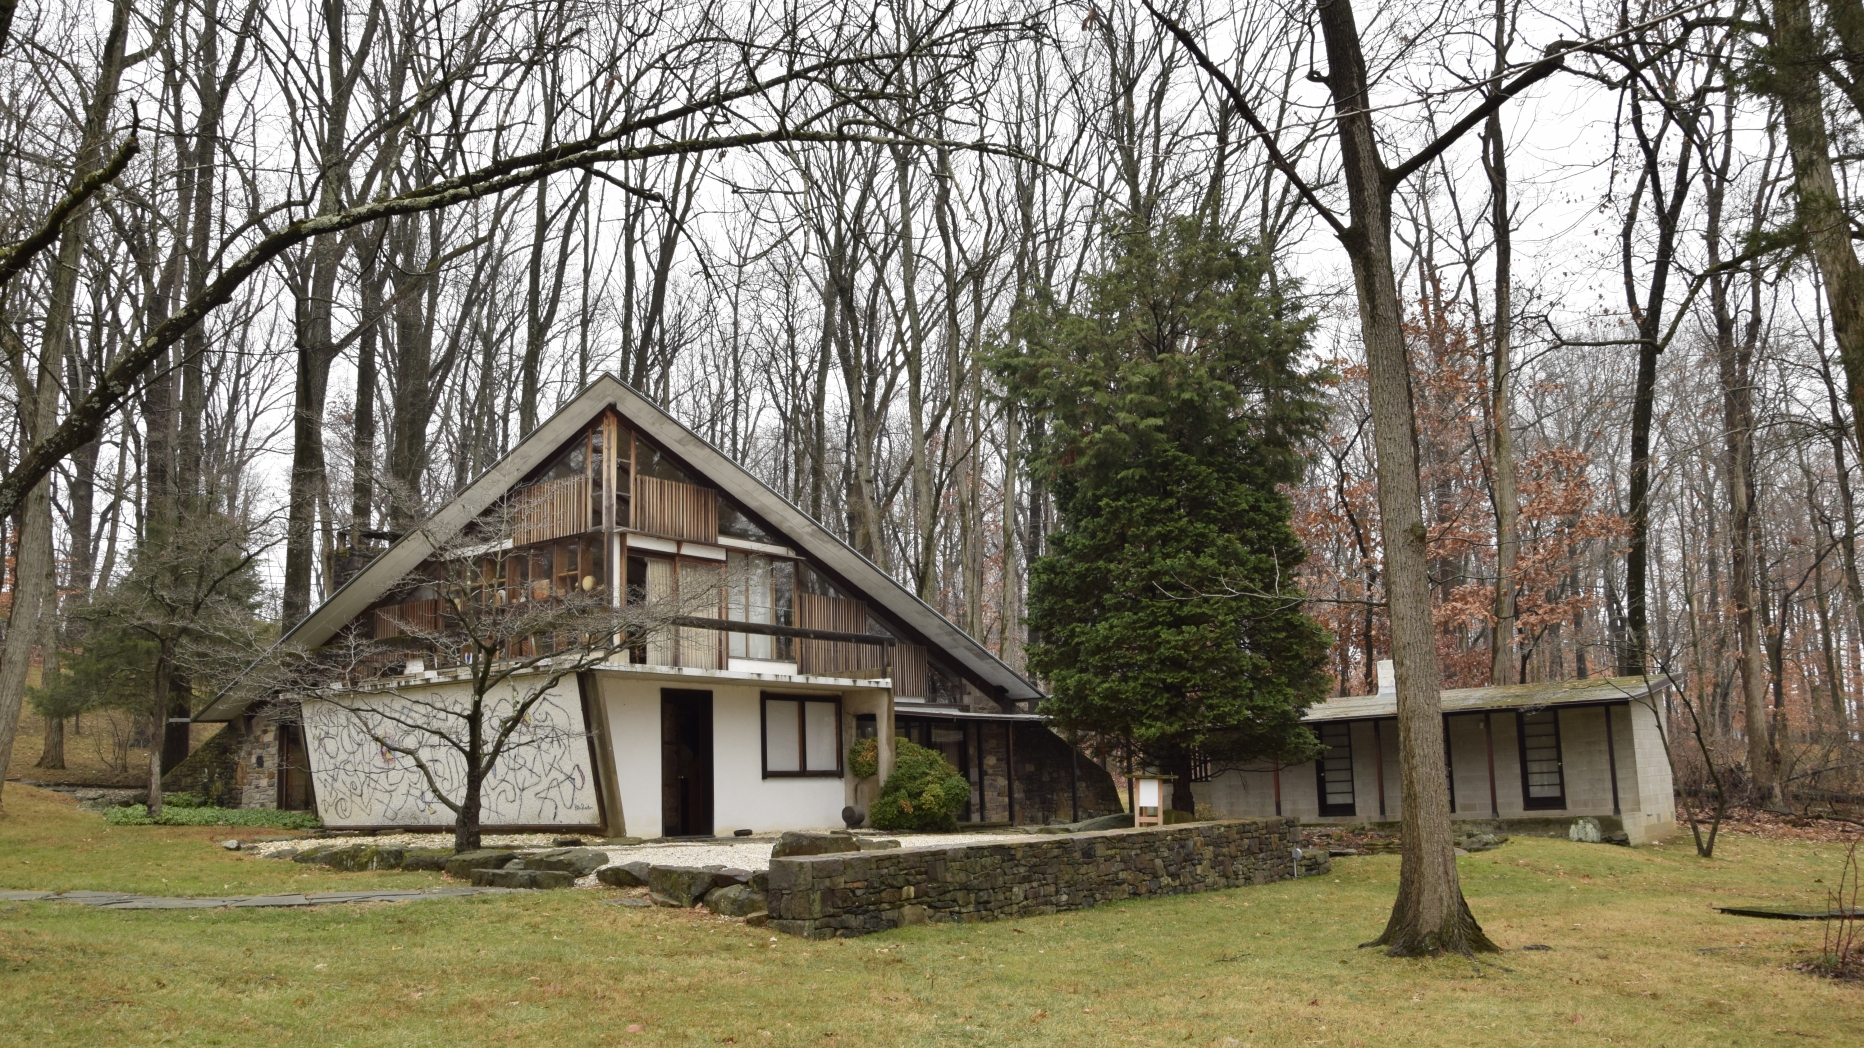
(1443, 715, 1457, 814)
(1373, 718, 1387, 818)
(1483, 711, 1499, 816)
(1272, 759, 1282, 817)
(1005, 722, 1016, 826)
(1069, 741, 1080, 822)
(1603, 703, 1622, 816)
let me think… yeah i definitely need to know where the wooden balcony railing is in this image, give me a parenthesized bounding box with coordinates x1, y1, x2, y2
(373, 598, 442, 639)
(633, 475, 717, 543)
(511, 476, 592, 546)
(892, 643, 928, 698)
(796, 593, 887, 678)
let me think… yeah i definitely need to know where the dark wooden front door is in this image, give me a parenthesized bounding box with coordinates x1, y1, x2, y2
(278, 723, 316, 812)
(660, 690, 714, 837)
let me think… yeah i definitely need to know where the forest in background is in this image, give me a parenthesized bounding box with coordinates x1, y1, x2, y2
(0, 0, 1857, 812)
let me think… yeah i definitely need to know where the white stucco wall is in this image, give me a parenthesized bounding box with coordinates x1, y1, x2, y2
(1204, 701, 1677, 843)
(302, 676, 601, 829)
(596, 673, 877, 838)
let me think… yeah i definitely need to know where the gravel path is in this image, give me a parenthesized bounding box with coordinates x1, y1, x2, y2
(0, 887, 516, 910)
(251, 829, 1036, 871)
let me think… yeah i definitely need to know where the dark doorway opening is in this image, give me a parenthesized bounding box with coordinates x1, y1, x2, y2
(661, 689, 714, 836)
(278, 723, 317, 811)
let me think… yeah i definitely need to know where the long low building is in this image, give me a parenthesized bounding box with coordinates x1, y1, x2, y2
(1200, 663, 1678, 845)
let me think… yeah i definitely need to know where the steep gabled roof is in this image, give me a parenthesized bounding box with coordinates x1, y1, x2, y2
(199, 375, 1039, 721)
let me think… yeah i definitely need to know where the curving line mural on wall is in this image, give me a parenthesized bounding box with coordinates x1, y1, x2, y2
(300, 678, 601, 828)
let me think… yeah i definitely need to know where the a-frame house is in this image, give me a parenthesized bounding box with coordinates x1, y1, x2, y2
(195, 376, 1121, 836)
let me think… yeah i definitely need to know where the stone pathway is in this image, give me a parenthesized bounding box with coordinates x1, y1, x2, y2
(0, 886, 517, 910)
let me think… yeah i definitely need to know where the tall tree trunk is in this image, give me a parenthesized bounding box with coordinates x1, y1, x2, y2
(0, 0, 132, 808)
(1708, 195, 1772, 801)
(894, 147, 937, 601)
(283, 0, 365, 623)
(1774, 0, 1864, 473)
(1484, 97, 1518, 686)
(1312, 0, 1496, 956)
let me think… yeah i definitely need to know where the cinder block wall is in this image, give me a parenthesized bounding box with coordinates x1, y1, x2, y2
(767, 818, 1321, 939)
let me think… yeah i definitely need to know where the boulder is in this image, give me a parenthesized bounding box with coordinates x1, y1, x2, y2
(290, 844, 337, 865)
(855, 838, 900, 851)
(711, 867, 754, 888)
(1568, 817, 1603, 844)
(770, 831, 860, 858)
(647, 865, 720, 907)
(1455, 832, 1509, 854)
(551, 837, 585, 847)
(401, 848, 454, 872)
(327, 844, 406, 872)
(470, 867, 574, 889)
(524, 848, 610, 877)
(220, 839, 242, 851)
(703, 884, 768, 918)
(596, 861, 651, 888)
(443, 849, 520, 880)
(749, 870, 769, 893)
(595, 836, 644, 847)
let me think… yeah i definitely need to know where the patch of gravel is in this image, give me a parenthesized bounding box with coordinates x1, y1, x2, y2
(251, 829, 1034, 871)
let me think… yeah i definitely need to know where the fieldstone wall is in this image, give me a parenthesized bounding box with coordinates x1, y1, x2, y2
(161, 724, 243, 805)
(232, 718, 279, 810)
(767, 818, 1320, 939)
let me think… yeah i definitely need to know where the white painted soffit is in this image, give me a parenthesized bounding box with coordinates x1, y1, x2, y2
(200, 375, 1040, 721)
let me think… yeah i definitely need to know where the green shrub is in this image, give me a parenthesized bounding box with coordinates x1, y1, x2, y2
(104, 804, 322, 830)
(869, 739, 970, 832)
(162, 791, 209, 809)
(847, 737, 879, 780)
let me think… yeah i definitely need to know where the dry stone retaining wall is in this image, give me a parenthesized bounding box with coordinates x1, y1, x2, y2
(767, 818, 1322, 938)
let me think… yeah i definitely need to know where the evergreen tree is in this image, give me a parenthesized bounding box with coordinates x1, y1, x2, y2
(997, 216, 1333, 812)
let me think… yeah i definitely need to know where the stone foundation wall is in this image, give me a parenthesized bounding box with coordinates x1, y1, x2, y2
(232, 717, 279, 810)
(160, 724, 243, 806)
(767, 817, 1319, 938)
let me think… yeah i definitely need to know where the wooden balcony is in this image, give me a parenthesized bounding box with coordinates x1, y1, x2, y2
(372, 598, 442, 639)
(796, 593, 887, 678)
(633, 475, 717, 543)
(512, 476, 592, 546)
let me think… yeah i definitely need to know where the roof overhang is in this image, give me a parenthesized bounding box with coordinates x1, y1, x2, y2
(1301, 674, 1671, 724)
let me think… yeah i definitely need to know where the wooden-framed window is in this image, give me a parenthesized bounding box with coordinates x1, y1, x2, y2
(761, 694, 842, 778)
(1517, 708, 1567, 810)
(1315, 721, 1356, 816)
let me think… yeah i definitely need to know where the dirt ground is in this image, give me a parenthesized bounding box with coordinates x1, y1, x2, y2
(6, 714, 220, 788)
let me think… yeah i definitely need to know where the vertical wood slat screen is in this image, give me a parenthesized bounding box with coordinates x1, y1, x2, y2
(796, 593, 886, 678)
(511, 476, 591, 546)
(892, 643, 928, 698)
(632, 475, 719, 542)
(372, 599, 442, 639)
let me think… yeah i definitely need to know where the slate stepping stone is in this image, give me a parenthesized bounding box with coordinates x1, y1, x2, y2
(468, 868, 574, 889)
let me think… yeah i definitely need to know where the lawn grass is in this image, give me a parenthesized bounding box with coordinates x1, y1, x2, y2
(0, 784, 442, 895)
(3, 783, 1861, 1047)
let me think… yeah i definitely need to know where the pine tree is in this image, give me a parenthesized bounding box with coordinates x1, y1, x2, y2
(997, 216, 1333, 811)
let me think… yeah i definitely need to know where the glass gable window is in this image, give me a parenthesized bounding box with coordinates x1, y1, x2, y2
(761, 695, 842, 777)
(726, 552, 794, 661)
(1517, 709, 1567, 810)
(1315, 722, 1356, 816)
